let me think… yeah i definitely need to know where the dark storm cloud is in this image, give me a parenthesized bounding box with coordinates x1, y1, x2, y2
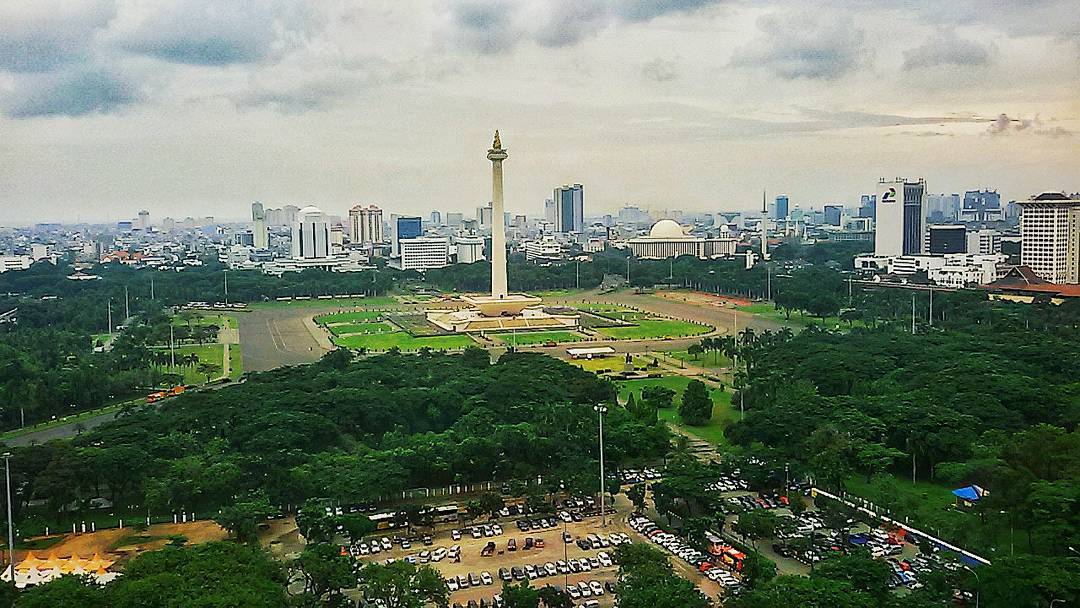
(903, 29, 993, 70)
(445, 0, 723, 53)
(0, 1, 116, 73)
(729, 11, 870, 80)
(2, 67, 139, 118)
(107, 0, 311, 66)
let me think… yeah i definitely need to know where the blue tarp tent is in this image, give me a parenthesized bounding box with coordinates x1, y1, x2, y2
(952, 486, 982, 501)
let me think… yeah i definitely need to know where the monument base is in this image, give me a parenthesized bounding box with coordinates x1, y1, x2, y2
(426, 299, 579, 333)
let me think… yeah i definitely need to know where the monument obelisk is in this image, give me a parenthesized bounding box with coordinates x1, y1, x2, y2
(487, 130, 509, 299)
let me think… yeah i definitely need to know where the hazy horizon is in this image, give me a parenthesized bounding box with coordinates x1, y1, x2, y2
(1, 0, 1078, 225)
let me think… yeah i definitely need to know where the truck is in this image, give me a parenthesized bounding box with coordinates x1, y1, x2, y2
(480, 541, 496, 557)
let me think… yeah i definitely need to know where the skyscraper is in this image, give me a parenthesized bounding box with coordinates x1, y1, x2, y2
(349, 204, 384, 245)
(1018, 192, 1080, 284)
(544, 198, 556, 224)
(137, 210, 150, 230)
(874, 178, 925, 256)
(291, 206, 330, 259)
(390, 214, 422, 257)
(925, 193, 960, 223)
(859, 194, 877, 220)
(774, 195, 789, 220)
(961, 190, 1002, 222)
(252, 202, 268, 249)
(430, 210, 442, 226)
(553, 184, 584, 233)
(824, 205, 842, 226)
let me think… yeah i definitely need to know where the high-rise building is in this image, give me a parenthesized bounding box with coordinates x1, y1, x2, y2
(874, 178, 925, 256)
(553, 184, 584, 233)
(1018, 192, 1080, 284)
(430, 210, 442, 226)
(137, 210, 150, 230)
(774, 195, 789, 220)
(928, 225, 967, 254)
(394, 237, 449, 271)
(961, 190, 1002, 222)
(858, 194, 877, 220)
(390, 214, 422, 257)
(824, 205, 842, 226)
(349, 204, 384, 245)
(252, 202, 268, 249)
(926, 193, 961, 223)
(967, 228, 1002, 255)
(291, 206, 330, 259)
(477, 204, 493, 227)
(283, 205, 300, 226)
(455, 235, 485, 263)
(544, 199, 556, 223)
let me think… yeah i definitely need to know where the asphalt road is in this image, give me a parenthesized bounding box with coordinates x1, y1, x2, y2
(238, 306, 333, 372)
(4, 410, 122, 447)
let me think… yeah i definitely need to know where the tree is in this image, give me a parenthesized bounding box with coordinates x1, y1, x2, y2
(339, 513, 376, 543)
(293, 543, 354, 604)
(615, 543, 708, 608)
(356, 561, 449, 608)
(537, 586, 573, 608)
(477, 491, 505, 520)
(812, 550, 893, 600)
(296, 499, 335, 544)
(641, 386, 676, 410)
(628, 483, 648, 513)
(502, 581, 540, 608)
(678, 380, 712, 426)
(687, 343, 704, 360)
(215, 491, 274, 543)
(730, 575, 876, 608)
(13, 575, 107, 608)
(734, 510, 778, 550)
(197, 361, 218, 383)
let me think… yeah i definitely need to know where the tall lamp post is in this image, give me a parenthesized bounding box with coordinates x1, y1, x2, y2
(594, 405, 608, 527)
(963, 565, 980, 608)
(4, 452, 14, 589)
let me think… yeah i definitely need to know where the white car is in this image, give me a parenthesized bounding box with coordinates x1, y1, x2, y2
(481, 571, 494, 585)
(492, 524, 503, 535)
(472, 528, 483, 539)
(380, 537, 392, 550)
(447, 578, 459, 591)
(451, 529, 462, 541)
(597, 552, 613, 567)
(544, 562, 557, 576)
(567, 585, 581, 599)
(590, 581, 604, 596)
(577, 581, 592, 597)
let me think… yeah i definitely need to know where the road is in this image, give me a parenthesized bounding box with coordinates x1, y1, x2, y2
(238, 306, 334, 372)
(3, 409, 124, 447)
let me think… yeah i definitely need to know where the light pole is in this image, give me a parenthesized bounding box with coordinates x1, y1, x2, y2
(594, 405, 608, 527)
(963, 565, 980, 608)
(4, 452, 14, 590)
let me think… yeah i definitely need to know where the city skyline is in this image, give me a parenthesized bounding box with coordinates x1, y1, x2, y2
(1, 1, 1078, 225)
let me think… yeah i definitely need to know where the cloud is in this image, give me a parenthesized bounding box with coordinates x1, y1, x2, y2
(104, 0, 311, 66)
(903, 29, 993, 70)
(641, 57, 679, 82)
(729, 11, 870, 80)
(0, 0, 116, 73)
(443, 0, 722, 53)
(2, 67, 139, 118)
(987, 113, 1075, 137)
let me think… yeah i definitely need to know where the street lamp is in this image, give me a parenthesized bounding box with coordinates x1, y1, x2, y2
(963, 565, 980, 608)
(4, 452, 13, 590)
(594, 405, 608, 527)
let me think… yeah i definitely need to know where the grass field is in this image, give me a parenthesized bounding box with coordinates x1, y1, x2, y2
(253, 296, 398, 310)
(616, 376, 735, 445)
(492, 330, 585, 345)
(328, 321, 396, 336)
(333, 332, 476, 352)
(596, 319, 710, 340)
(154, 344, 225, 384)
(735, 302, 863, 330)
(315, 310, 388, 324)
(228, 345, 243, 380)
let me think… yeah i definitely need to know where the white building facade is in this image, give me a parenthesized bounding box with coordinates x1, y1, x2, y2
(291, 206, 331, 259)
(394, 237, 450, 271)
(1018, 192, 1080, 284)
(874, 178, 925, 257)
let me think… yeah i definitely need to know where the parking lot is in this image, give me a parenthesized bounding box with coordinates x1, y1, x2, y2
(353, 512, 629, 607)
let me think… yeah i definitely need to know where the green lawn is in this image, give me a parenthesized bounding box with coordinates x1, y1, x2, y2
(333, 332, 476, 352)
(597, 319, 711, 340)
(736, 303, 864, 330)
(617, 376, 734, 445)
(253, 296, 398, 310)
(228, 345, 243, 380)
(328, 321, 396, 336)
(492, 330, 585, 345)
(316, 310, 388, 324)
(154, 344, 225, 384)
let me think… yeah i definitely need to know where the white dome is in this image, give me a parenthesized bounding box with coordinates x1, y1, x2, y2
(298, 205, 323, 215)
(649, 219, 687, 238)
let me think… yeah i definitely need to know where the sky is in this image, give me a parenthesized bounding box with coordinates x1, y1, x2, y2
(0, 0, 1078, 226)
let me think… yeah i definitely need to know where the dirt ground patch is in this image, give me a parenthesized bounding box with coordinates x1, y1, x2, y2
(19, 520, 227, 567)
(655, 290, 752, 308)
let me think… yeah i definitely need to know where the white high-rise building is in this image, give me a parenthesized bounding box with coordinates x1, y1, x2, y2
(137, 210, 150, 230)
(395, 237, 450, 271)
(874, 178, 925, 257)
(252, 202, 268, 249)
(348, 204, 384, 245)
(291, 206, 330, 259)
(455, 235, 485, 264)
(1018, 192, 1080, 284)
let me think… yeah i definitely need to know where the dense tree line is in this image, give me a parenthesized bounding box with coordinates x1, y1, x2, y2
(5, 350, 668, 534)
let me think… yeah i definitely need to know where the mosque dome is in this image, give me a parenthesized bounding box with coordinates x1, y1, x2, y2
(648, 219, 687, 239)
